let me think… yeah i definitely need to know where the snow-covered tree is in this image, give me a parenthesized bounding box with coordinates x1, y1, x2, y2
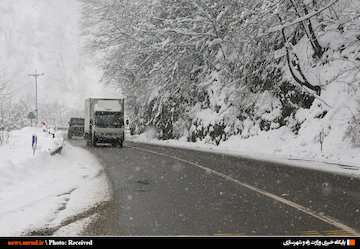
(82, 0, 359, 144)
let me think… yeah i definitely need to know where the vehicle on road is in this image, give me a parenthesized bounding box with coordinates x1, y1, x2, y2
(84, 98, 125, 147)
(67, 117, 85, 139)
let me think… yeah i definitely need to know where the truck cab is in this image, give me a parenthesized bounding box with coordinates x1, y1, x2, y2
(67, 117, 85, 139)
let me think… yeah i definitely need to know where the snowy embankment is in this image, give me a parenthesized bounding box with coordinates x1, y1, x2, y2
(129, 128, 360, 179)
(0, 127, 111, 236)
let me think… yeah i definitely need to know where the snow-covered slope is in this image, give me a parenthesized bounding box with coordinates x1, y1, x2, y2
(221, 0, 360, 164)
(128, 0, 360, 169)
(0, 127, 111, 235)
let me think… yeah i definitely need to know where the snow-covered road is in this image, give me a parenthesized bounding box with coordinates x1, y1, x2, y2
(71, 139, 360, 236)
(0, 127, 111, 235)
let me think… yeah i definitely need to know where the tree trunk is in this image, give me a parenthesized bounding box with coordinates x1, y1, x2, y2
(278, 15, 321, 96)
(289, 0, 324, 59)
(301, 1, 324, 58)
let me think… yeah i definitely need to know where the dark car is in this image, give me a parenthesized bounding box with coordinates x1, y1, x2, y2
(68, 117, 85, 139)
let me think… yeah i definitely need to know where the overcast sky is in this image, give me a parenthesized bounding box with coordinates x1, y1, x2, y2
(0, 0, 121, 110)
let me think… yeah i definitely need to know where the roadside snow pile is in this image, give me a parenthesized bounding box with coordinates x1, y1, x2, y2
(129, 131, 360, 178)
(0, 127, 111, 236)
(136, 127, 158, 141)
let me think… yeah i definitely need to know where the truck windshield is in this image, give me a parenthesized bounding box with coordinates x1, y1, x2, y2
(70, 118, 84, 125)
(95, 112, 123, 128)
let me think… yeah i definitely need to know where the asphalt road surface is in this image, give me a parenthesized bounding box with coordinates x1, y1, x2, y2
(70, 139, 360, 236)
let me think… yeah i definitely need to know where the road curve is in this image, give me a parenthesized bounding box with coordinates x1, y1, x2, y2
(70, 140, 360, 236)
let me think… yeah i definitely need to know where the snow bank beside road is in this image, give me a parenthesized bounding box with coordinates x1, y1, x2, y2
(129, 131, 360, 179)
(0, 127, 111, 235)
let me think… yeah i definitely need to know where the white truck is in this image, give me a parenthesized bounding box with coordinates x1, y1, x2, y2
(84, 98, 125, 147)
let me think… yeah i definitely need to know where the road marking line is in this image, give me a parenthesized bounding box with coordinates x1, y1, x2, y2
(324, 230, 353, 236)
(303, 230, 322, 235)
(130, 145, 360, 236)
(214, 233, 244, 236)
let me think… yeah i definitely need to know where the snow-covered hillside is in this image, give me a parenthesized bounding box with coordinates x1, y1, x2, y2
(217, 0, 360, 163)
(198, 0, 360, 164)
(83, 0, 360, 167)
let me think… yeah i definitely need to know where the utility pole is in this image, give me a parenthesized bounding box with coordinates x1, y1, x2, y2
(28, 70, 44, 125)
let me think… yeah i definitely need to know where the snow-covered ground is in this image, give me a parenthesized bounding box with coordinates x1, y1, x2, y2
(129, 129, 360, 179)
(0, 127, 111, 236)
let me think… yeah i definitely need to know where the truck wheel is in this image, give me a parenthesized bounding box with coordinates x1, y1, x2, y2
(92, 136, 97, 147)
(85, 133, 91, 146)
